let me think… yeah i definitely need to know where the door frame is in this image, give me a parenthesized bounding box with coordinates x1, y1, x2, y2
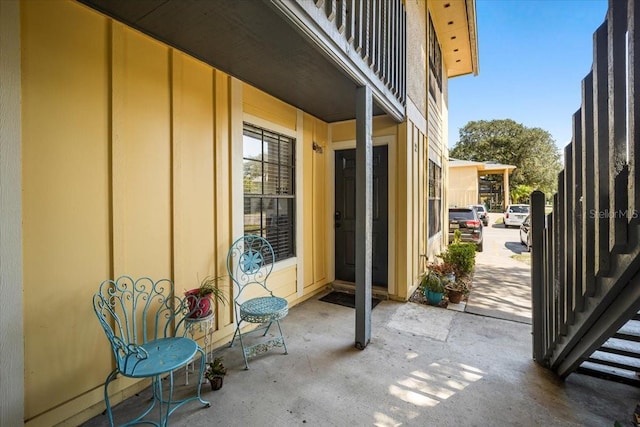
(328, 135, 396, 296)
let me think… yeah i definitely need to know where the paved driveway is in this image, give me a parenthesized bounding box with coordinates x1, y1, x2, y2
(464, 220, 532, 323)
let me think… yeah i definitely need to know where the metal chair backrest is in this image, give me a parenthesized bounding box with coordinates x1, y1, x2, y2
(93, 276, 188, 374)
(226, 235, 275, 301)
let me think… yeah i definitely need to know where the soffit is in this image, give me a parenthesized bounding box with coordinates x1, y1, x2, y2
(77, 0, 386, 122)
(429, 0, 479, 78)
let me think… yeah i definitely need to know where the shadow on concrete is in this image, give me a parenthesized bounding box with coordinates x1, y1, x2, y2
(504, 241, 528, 255)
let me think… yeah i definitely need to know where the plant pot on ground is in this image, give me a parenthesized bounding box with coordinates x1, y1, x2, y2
(420, 271, 445, 306)
(445, 276, 471, 304)
(185, 276, 228, 319)
(205, 357, 227, 391)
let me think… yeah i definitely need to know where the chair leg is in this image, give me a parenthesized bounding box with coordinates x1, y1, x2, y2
(229, 320, 250, 369)
(228, 322, 241, 348)
(262, 321, 274, 336)
(276, 320, 288, 355)
(237, 323, 250, 370)
(103, 369, 119, 427)
(194, 347, 211, 406)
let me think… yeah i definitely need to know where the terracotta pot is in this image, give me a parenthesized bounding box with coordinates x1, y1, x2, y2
(184, 289, 212, 319)
(447, 288, 464, 304)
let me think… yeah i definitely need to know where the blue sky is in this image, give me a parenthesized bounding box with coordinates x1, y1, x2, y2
(448, 0, 609, 151)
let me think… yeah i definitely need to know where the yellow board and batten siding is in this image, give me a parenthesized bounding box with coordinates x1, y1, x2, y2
(21, 0, 113, 422)
(21, 2, 328, 425)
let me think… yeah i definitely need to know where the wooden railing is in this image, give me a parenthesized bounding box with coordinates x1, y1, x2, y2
(531, 0, 640, 378)
(271, 0, 406, 117)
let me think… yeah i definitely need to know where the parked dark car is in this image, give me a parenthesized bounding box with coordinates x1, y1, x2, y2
(448, 207, 483, 252)
(469, 204, 489, 226)
(520, 215, 531, 252)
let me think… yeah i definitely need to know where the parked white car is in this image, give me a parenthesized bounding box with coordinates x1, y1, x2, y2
(504, 204, 529, 228)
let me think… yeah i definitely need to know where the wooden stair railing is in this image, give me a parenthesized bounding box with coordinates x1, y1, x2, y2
(530, 0, 640, 384)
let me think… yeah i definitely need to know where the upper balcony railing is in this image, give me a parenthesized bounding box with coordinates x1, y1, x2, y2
(271, 0, 407, 121)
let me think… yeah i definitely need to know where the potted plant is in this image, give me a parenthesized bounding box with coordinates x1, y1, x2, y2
(204, 357, 227, 390)
(445, 278, 470, 304)
(428, 260, 456, 286)
(184, 276, 228, 319)
(420, 271, 445, 305)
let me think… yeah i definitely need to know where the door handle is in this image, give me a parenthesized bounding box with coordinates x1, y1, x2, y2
(335, 211, 341, 228)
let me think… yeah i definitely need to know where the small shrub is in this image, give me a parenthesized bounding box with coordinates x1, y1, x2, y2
(440, 242, 476, 276)
(420, 271, 444, 293)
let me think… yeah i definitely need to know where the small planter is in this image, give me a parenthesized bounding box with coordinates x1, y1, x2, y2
(425, 290, 444, 305)
(184, 289, 212, 319)
(446, 287, 464, 304)
(209, 376, 224, 391)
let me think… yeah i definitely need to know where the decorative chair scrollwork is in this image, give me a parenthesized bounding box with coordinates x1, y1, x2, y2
(227, 235, 289, 369)
(93, 276, 209, 426)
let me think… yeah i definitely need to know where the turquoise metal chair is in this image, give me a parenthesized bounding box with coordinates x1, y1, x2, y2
(227, 235, 289, 369)
(93, 276, 210, 426)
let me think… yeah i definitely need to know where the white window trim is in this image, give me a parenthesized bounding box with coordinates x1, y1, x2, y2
(231, 80, 304, 293)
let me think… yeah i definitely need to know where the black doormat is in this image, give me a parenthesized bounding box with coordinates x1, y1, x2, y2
(319, 291, 382, 309)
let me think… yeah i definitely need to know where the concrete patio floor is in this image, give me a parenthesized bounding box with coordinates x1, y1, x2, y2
(83, 294, 640, 426)
(82, 226, 640, 426)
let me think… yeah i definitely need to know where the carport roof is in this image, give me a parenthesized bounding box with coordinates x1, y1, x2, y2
(449, 158, 516, 173)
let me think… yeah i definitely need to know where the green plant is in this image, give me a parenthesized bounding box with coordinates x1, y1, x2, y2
(420, 271, 444, 294)
(452, 229, 462, 244)
(445, 277, 471, 295)
(195, 276, 228, 305)
(440, 243, 476, 276)
(204, 357, 227, 381)
(427, 261, 455, 277)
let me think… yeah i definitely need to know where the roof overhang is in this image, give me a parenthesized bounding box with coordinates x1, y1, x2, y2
(77, 0, 389, 123)
(429, 0, 479, 78)
(449, 159, 516, 174)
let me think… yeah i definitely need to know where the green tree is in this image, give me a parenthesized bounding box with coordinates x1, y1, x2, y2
(510, 184, 534, 204)
(450, 119, 562, 197)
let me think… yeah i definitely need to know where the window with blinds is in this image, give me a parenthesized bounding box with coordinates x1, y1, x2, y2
(428, 160, 442, 237)
(242, 123, 296, 262)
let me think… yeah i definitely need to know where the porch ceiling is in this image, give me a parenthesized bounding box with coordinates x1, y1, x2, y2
(77, 0, 386, 123)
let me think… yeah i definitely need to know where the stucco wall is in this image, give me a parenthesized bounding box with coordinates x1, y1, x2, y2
(449, 166, 480, 208)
